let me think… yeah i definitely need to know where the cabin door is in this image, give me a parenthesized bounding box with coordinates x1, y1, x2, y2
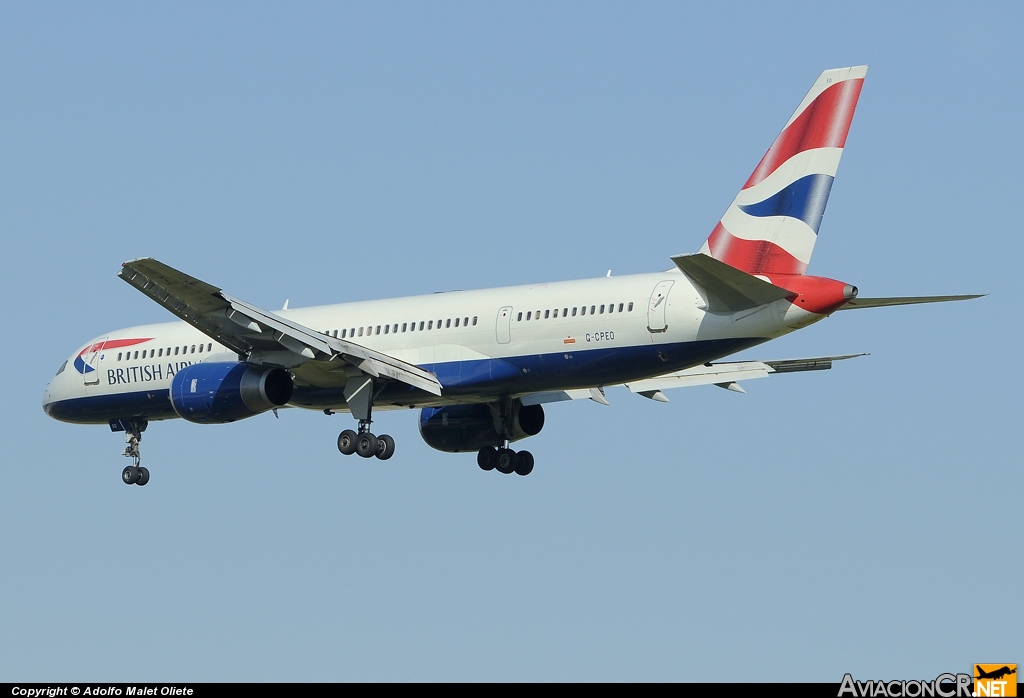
(647, 281, 674, 333)
(81, 337, 108, 387)
(496, 306, 513, 344)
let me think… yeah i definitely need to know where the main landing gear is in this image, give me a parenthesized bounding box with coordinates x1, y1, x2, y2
(116, 418, 150, 486)
(477, 445, 534, 476)
(335, 375, 395, 460)
(337, 422, 396, 460)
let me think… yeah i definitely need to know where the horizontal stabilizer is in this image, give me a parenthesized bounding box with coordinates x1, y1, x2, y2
(838, 295, 983, 310)
(671, 253, 794, 312)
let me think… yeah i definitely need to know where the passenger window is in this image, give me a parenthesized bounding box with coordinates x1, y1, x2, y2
(358, 327, 364, 337)
(174, 347, 179, 356)
(472, 316, 478, 325)
(393, 324, 398, 334)
(600, 305, 605, 314)
(402, 323, 407, 332)
(446, 319, 451, 328)
(572, 307, 577, 316)
(580, 306, 586, 316)
(607, 303, 613, 313)
(419, 321, 425, 331)
(428, 320, 433, 330)
(191, 345, 196, 354)
(544, 310, 550, 319)
(134, 351, 139, 359)
(464, 317, 469, 326)
(199, 344, 204, 353)
(618, 303, 623, 312)
(526, 311, 532, 321)
(384, 324, 389, 334)
(517, 312, 523, 321)
(208, 343, 213, 352)
(117, 352, 122, 361)
(341, 329, 347, 339)
(552, 309, 558, 318)
(628, 302, 634, 311)
(454, 318, 460, 327)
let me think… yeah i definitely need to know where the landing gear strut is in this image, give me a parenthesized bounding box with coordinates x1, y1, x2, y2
(476, 399, 536, 476)
(335, 376, 395, 461)
(116, 418, 150, 486)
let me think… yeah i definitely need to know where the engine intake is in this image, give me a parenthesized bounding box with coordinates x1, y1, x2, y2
(170, 362, 293, 424)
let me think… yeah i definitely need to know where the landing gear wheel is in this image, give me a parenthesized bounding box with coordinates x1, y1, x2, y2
(136, 467, 150, 486)
(495, 448, 516, 474)
(477, 447, 497, 471)
(355, 432, 379, 458)
(122, 466, 139, 485)
(375, 434, 396, 460)
(513, 450, 534, 476)
(337, 429, 358, 455)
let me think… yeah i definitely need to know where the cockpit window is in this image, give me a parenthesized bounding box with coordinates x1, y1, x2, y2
(56, 360, 67, 376)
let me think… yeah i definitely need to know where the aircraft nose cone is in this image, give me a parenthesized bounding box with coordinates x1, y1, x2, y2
(42, 385, 53, 416)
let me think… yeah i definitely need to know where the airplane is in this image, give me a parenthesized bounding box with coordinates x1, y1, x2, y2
(42, 65, 981, 486)
(975, 666, 1016, 681)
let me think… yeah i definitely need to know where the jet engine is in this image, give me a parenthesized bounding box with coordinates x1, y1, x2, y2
(170, 362, 293, 424)
(418, 400, 544, 453)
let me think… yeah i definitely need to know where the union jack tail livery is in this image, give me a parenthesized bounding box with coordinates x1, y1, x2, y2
(701, 66, 867, 276)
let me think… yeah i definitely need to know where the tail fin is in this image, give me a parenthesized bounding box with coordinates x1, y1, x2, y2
(700, 66, 867, 275)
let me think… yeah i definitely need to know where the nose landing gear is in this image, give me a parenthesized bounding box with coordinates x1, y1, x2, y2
(112, 418, 150, 486)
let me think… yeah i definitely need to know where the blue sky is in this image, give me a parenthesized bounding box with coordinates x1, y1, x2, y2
(1, 1, 1020, 681)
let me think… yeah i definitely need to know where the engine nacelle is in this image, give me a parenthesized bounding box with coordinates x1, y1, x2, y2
(170, 362, 293, 424)
(418, 401, 544, 453)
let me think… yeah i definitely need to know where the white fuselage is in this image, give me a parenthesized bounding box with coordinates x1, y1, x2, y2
(43, 269, 815, 425)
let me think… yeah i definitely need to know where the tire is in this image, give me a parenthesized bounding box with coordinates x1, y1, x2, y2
(337, 429, 358, 455)
(477, 447, 497, 471)
(495, 448, 516, 474)
(375, 434, 396, 460)
(513, 450, 534, 476)
(355, 432, 378, 458)
(136, 467, 150, 486)
(122, 466, 138, 485)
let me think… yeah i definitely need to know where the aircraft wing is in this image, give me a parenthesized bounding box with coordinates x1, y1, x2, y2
(118, 258, 443, 395)
(520, 354, 865, 405)
(623, 354, 864, 399)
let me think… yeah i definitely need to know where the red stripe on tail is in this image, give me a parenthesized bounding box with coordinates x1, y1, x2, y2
(706, 223, 808, 275)
(742, 78, 864, 190)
